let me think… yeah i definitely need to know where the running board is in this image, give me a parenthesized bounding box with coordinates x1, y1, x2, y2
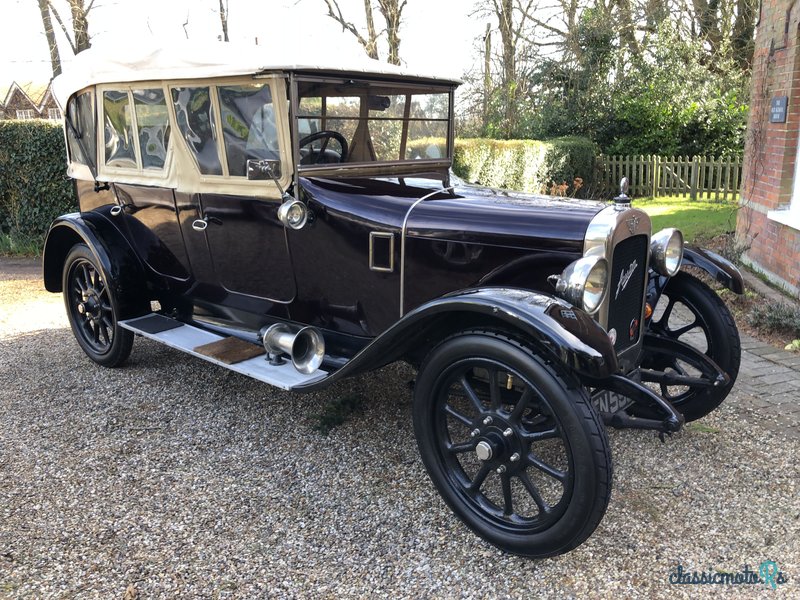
(119, 314, 328, 390)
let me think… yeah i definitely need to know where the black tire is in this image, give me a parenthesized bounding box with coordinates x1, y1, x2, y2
(639, 272, 741, 422)
(413, 330, 612, 558)
(62, 244, 134, 367)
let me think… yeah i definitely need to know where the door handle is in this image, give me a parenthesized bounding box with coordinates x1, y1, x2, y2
(192, 219, 208, 231)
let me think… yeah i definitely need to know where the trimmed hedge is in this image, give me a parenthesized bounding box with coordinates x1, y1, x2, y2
(0, 120, 76, 248)
(452, 136, 600, 197)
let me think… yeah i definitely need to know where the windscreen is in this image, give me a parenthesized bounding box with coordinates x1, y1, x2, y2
(295, 80, 451, 167)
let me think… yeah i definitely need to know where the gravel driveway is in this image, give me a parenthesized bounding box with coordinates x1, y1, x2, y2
(1, 258, 798, 599)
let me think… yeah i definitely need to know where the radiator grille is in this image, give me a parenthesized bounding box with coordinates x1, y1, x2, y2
(607, 235, 648, 352)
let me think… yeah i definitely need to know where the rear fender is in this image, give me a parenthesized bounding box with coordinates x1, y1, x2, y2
(295, 287, 618, 392)
(42, 213, 150, 318)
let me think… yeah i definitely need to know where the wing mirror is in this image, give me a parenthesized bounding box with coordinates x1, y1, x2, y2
(246, 159, 309, 230)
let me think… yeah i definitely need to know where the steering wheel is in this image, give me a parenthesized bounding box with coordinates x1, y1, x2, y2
(298, 130, 348, 164)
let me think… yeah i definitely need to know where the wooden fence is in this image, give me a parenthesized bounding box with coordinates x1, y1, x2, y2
(598, 155, 743, 201)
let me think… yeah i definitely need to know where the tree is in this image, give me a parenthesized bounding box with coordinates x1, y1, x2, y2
(46, 0, 95, 55)
(461, 0, 755, 154)
(36, 0, 62, 77)
(322, 0, 407, 65)
(218, 0, 229, 42)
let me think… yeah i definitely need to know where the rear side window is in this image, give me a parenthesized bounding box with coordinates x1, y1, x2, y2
(133, 89, 170, 170)
(218, 83, 279, 177)
(66, 91, 96, 167)
(171, 86, 223, 176)
(102, 90, 137, 169)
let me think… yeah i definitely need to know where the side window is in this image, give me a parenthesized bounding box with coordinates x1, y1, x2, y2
(218, 83, 278, 177)
(66, 91, 96, 167)
(102, 90, 137, 169)
(133, 89, 170, 170)
(171, 86, 223, 176)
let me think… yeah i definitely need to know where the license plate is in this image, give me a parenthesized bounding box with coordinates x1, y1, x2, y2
(591, 389, 633, 414)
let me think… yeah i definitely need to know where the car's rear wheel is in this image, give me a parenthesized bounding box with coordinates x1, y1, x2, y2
(413, 330, 612, 557)
(63, 244, 133, 367)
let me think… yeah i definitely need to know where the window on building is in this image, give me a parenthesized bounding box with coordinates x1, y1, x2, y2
(47, 107, 62, 120)
(772, 135, 800, 230)
(16, 109, 35, 120)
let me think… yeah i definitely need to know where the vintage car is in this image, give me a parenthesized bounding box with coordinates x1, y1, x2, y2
(44, 43, 743, 558)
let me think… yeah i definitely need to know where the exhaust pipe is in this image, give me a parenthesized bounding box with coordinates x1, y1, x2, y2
(260, 323, 325, 374)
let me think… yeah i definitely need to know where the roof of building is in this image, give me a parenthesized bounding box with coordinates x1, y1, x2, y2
(52, 41, 462, 107)
(1, 81, 52, 109)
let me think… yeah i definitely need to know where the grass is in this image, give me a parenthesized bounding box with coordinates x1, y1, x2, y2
(312, 393, 366, 435)
(686, 422, 721, 434)
(0, 232, 43, 257)
(633, 195, 739, 241)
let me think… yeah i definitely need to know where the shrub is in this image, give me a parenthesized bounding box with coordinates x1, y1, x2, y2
(748, 300, 800, 338)
(0, 120, 76, 253)
(451, 136, 599, 197)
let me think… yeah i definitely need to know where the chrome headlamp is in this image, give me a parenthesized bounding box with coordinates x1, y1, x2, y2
(550, 256, 609, 314)
(650, 228, 684, 277)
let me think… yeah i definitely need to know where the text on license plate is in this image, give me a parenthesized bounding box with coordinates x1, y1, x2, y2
(591, 389, 634, 414)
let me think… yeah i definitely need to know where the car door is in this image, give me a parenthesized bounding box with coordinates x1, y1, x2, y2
(169, 81, 296, 305)
(98, 87, 192, 285)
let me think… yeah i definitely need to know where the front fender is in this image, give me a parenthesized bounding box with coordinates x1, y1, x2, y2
(295, 287, 618, 392)
(42, 212, 150, 318)
(682, 245, 744, 294)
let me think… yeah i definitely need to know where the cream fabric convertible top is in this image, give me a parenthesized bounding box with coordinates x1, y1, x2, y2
(52, 40, 461, 107)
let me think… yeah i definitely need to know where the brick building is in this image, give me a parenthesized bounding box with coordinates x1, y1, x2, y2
(0, 82, 61, 121)
(739, 1, 800, 297)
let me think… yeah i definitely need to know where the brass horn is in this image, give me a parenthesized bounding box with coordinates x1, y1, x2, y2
(261, 323, 325, 374)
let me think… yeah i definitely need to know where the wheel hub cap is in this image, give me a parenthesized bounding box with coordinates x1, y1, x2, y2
(475, 441, 493, 461)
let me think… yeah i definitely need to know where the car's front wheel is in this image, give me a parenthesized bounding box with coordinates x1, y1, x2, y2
(413, 330, 612, 558)
(62, 244, 133, 367)
(640, 272, 741, 422)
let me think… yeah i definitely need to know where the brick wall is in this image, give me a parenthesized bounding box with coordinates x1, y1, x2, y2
(739, 0, 800, 297)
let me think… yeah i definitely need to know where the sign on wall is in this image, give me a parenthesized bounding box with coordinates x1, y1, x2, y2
(770, 96, 788, 123)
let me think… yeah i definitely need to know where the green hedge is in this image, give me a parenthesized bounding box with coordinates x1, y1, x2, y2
(452, 136, 600, 197)
(0, 120, 76, 250)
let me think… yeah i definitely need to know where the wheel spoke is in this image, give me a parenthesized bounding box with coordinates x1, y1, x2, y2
(444, 403, 473, 428)
(460, 375, 485, 413)
(669, 320, 699, 338)
(92, 321, 100, 343)
(527, 453, 567, 483)
(501, 474, 514, 516)
(488, 368, 501, 410)
(99, 322, 110, 345)
(467, 462, 491, 492)
(81, 264, 92, 291)
(446, 440, 476, 455)
(509, 387, 534, 421)
(659, 296, 677, 326)
(519, 471, 550, 514)
(520, 426, 560, 443)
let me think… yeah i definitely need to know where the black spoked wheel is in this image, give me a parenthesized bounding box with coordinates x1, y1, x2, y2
(63, 244, 133, 367)
(639, 272, 741, 421)
(413, 331, 612, 558)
